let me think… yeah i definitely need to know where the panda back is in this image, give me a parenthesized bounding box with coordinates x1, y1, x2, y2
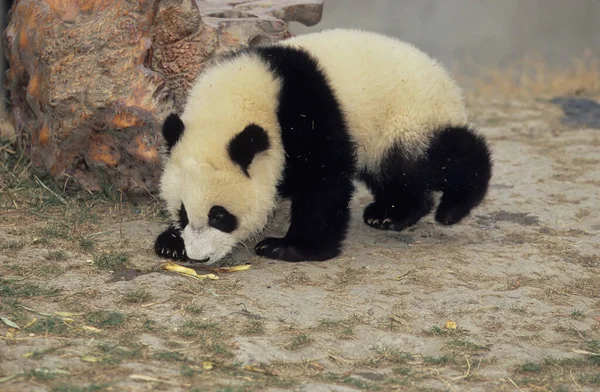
(279, 29, 468, 170)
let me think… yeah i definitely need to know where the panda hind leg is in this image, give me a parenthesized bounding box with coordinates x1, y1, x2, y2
(360, 156, 434, 232)
(429, 125, 493, 225)
(363, 191, 434, 231)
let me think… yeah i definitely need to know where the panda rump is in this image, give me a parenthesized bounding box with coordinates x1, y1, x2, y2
(154, 28, 493, 264)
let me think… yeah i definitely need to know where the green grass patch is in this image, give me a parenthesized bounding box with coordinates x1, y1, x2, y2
(93, 251, 129, 271)
(39, 223, 71, 240)
(50, 383, 110, 392)
(513, 355, 600, 389)
(422, 355, 452, 365)
(25, 316, 70, 335)
(0, 239, 25, 252)
(121, 288, 153, 304)
(85, 310, 126, 329)
(175, 319, 231, 358)
(371, 345, 413, 364)
(343, 377, 380, 390)
(582, 373, 600, 384)
(45, 250, 69, 261)
(21, 367, 68, 382)
(77, 236, 96, 252)
(318, 318, 343, 329)
(177, 320, 220, 338)
(313, 316, 359, 339)
(587, 340, 600, 365)
(180, 364, 201, 378)
(89, 342, 142, 364)
(444, 339, 490, 354)
(143, 318, 157, 332)
(520, 361, 542, 372)
(285, 334, 311, 351)
(184, 304, 205, 315)
(425, 325, 446, 336)
(243, 320, 266, 335)
(155, 350, 188, 362)
(0, 278, 61, 298)
(338, 326, 355, 339)
(23, 345, 68, 360)
(570, 308, 585, 319)
(392, 367, 412, 376)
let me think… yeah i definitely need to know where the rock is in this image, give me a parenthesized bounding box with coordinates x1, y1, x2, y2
(3, 0, 323, 196)
(550, 96, 600, 129)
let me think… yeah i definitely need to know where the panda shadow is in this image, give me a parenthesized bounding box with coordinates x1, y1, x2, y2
(224, 185, 466, 265)
(346, 184, 464, 248)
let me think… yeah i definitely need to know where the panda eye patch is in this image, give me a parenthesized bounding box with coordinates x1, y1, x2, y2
(208, 206, 238, 233)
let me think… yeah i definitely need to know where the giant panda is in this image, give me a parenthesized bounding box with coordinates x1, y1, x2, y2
(154, 28, 492, 264)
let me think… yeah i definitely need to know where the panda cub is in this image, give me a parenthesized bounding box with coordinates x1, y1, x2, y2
(154, 28, 492, 264)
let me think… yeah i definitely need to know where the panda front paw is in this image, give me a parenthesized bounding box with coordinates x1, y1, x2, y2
(154, 225, 188, 261)
(254, 237, 339, 262)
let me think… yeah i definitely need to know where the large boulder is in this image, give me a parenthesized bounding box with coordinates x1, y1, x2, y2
(3, 0, 323, 196)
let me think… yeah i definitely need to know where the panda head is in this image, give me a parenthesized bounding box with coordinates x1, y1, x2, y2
(158, 113, 281, 264)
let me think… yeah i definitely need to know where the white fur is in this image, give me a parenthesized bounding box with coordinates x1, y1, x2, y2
(159, 54, 285, 262)
(279, 28, 468, 171)
(181, 226, 237, 263)
(159, 28, 469, 263)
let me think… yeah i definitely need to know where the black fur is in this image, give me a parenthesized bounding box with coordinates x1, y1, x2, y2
(162, 113, 185, 151)
(154, 225, 188, 261)
(227, 124, 270, 176)
(178, 203, 189, 229)
(360, 125, 492, 231)
(155, 203, 189, 261)
(252, 45, 357, 262)
(208, 206, 238, 233)
(154, 45, 493, 264)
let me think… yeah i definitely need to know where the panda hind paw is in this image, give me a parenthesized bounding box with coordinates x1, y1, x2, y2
(154, 225, 188, 261)
(255, 237, 339, 262)
(363, 202, 413, 231)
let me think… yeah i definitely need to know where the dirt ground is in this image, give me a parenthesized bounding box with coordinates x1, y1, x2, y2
(1, 69, 599, 391)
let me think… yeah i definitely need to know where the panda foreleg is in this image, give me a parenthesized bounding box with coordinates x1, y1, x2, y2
(154, 225, 188, 261)
(255, 177, 354, 262)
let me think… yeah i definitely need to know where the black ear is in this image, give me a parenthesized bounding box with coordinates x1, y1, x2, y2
(227, 124, 270, 176)
(162, 113, 185, 151)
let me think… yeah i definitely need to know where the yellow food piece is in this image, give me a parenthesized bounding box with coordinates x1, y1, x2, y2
(445, 320, 457, 329)
(216, 265, 252, 272)
(81, 356, 101, 363)
(82, 325, 102, 333)
(243, 365, 267, 373)
(162, 261, 219, 280)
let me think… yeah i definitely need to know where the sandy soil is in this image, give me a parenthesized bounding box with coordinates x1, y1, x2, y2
(0, 95, 599, 391)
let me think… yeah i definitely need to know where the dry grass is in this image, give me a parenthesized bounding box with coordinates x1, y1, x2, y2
(454, 49, 600, 100)
(1, 51, 599, 392)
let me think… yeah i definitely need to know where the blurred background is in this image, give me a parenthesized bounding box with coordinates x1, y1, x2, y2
(1, 0, 599, 114)
(290, 0, 600, 70)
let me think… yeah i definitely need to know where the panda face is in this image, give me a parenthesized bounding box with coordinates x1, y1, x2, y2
(160, 157, 272, 264)
(177, 202, 239, 263)
(158, 114, 283, 264)
(180, 204, 240, 263)
(157, 56, 285, 264)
